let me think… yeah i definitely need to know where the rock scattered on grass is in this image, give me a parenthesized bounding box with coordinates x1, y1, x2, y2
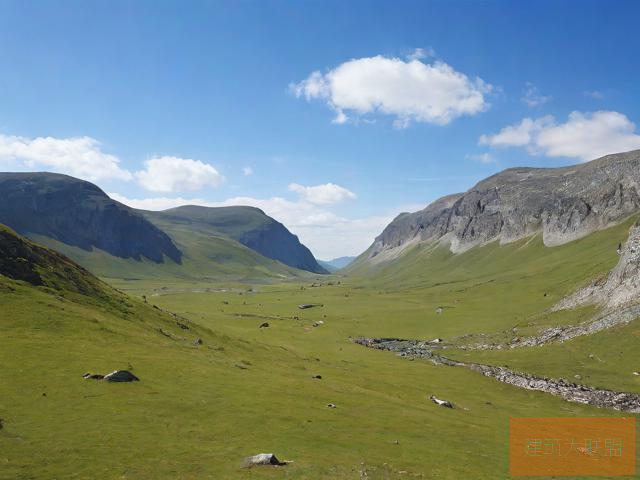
(298, 303, 324, 309)
(193, 337, 203, 346)
(104, 370, 139, 382)
(259, 322, 269, 328)
(243, 453, 289, 467)
(83, 371, 139, 382)
(327, 403, 336, 408)
(429, 395, 454, 408)
(312, 375, 322, 379)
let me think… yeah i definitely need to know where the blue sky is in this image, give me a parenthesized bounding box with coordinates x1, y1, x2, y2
(1, 1, 640, 258)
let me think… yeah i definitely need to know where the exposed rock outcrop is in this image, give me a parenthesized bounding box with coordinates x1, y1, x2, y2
(554, 222, 640, 310)
(365, 150, 640, 259)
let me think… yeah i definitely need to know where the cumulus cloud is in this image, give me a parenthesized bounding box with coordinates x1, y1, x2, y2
(479, 111, 640, 162)
(109, 191, 396, 259)
(479, 116, 554, 148)
(243, 166, 254, 176)
(521, 82, 551, 108)
(135, 156, 223, 193)
(290, 53, 492, 127)
(0, 134, 132, 181)
(288, 182, 356, 205)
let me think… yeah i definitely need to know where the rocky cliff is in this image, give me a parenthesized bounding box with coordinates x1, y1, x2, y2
(368, 149, 640, 259)
(0, 172, 182, 263)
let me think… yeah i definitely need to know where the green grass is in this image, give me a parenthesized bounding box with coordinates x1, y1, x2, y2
(1, 220, 639, 478)
(31, 226, 311, 284)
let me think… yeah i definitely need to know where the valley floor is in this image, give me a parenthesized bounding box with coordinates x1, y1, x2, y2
(1, 219, 639, 479)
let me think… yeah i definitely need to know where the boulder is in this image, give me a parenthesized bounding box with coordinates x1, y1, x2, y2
(243, 453, 286, 467)
(103, 370, 139, 382)
(429, 395, 454, 408)
(82, 373, 104, 380)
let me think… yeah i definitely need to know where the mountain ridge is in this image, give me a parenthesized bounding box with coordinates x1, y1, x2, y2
(0, 172, 182, 264)
(356, 149, 640, 269)
(0, 172, 326, 278)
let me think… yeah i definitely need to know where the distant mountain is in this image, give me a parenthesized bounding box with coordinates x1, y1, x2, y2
(0, 172, 326, 280)
(144, 205, 327, 274)
(318, 256, 356, 272)
(0, 172, 181, 263)
(350, 149, 640, 272)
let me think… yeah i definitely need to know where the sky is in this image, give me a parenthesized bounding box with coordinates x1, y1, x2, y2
(1, 0, 640, 259)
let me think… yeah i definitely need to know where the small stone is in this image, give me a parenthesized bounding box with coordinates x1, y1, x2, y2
(259, 322, 269, 328)
(103, 370, 139, 382)
(327, 403, 336, 408)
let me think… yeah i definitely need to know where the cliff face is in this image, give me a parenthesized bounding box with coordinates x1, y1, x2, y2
(368, 150, 640, 259)
(236, 218, 327, 274)
(0, 172, 182, 263)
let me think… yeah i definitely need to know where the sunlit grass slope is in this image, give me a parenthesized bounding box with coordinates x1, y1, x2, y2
(2, 220, 639, 479)
(30, 224, 310, 284)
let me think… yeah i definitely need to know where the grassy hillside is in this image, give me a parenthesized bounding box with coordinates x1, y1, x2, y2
(31, 227, 313, 285)
(2, 221, 639, 479)
(144, 205, 328, 274)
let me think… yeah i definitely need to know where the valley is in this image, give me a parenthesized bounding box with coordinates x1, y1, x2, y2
(1, 202, 638, 478)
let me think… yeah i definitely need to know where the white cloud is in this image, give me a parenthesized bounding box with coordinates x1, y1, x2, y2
(407, 47, 435, 61)
(243, 166, 254, 176)
(135, 156, 223, 193)
(0, 134, 132, 181)
(109, 193, 209, 211)
(466, 153, 496, 164)
(479, 116, 554, 148)
(521, 82, 551, 108)
(290, 54, 492, 127)
(479, 111, 640, 162)
(288, 182, 356, 205)
(109, 191, 396, 258)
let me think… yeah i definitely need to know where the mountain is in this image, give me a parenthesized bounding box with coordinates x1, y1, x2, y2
(351, 149, 640, 271)
(318, 256, 356, 272)
(0, 172, 181, 263)
(143, 205, 327, 274)
(0, 172, 325, 280)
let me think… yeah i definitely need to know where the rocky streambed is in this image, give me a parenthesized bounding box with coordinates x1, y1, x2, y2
(354, 338, 640, 413)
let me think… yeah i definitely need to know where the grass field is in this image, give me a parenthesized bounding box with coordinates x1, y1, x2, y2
(1, 220, 639, 478)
